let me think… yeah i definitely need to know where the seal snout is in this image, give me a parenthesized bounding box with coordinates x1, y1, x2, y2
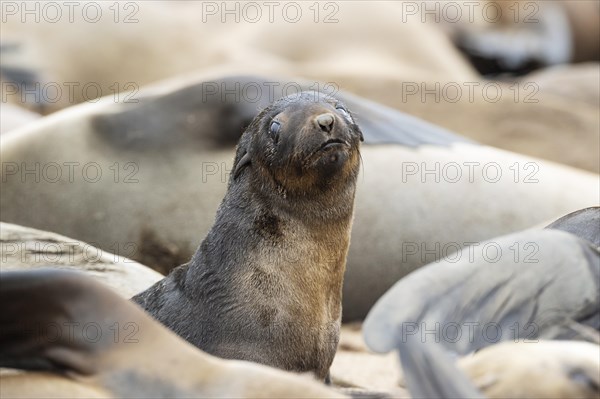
(315, 113, 335, 133)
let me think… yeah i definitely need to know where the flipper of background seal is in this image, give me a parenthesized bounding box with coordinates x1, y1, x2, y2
(336, 90, 472, 147)
(397, 336, 484, 399)
(0, 270, 345, 398)
(396, 336, 600, 399)
(363, 229, 600, 355)
(2, 73, 599, 319)
(546, 206, 600, 247)
(88, 74, 470, 151)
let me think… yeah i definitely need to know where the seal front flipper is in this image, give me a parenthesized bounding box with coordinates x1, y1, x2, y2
(398, 336, 484, 399)
(363, 229, 600, 355)
(334, 91, 474, 147)
(90, 73, 475, 152)
(90, 75, 278, 151)
(0, 269, 347, 398)
(546, 206, 600, 247)
(0, 269, 127, 374)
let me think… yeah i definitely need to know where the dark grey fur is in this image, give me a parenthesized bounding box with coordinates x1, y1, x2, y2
(363, 229, 600, 355)
(133, 92, 363, 380)
(90, 75, 470, 152)
(546, 207, 600, 247)
(398, 336, 484, 399)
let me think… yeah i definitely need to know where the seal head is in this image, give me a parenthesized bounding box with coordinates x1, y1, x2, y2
(233, 91, 363, 199)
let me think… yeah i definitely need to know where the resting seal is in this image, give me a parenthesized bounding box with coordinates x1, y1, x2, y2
(396, 335, 600, 399)
(0, 269, 345, 398)
(0, 222, 163, 298)
(363, 228, 599, 355)
(133, 91, 363, 380)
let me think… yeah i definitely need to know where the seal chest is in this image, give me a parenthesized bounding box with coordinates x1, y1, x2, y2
(133, 91, 363, 380)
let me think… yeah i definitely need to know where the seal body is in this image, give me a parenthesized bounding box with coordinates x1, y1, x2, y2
(363, 228, 600, 355)
(133, 92, 363, 380)
(0, 270, 346, 398)
(0, 222, 163, 298)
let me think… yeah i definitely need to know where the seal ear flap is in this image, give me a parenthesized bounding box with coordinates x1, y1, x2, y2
(232, 132, 253, 180)
(233, 151, 251, 180)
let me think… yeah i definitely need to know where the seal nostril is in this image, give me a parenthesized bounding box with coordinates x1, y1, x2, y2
(316, 113, 335, 133)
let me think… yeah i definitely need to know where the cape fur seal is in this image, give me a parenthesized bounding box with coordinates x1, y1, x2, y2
(397, 335, 600, 399)
(363, 228, 599, 355)
(133, 91, 363, 380)
(1, 75, 598, 321)
(0, 269, 345, 398)
(363, 217, 600, 399)
(0, 222, 163, 298)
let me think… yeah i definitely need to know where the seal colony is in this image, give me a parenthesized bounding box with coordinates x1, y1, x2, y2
(133, 91, 363, 381)
(2, 74, 598, 321)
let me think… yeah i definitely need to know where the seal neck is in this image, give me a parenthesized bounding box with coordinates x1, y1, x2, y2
(249, 162, 360, 225)
(187, 172, 356, 307)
